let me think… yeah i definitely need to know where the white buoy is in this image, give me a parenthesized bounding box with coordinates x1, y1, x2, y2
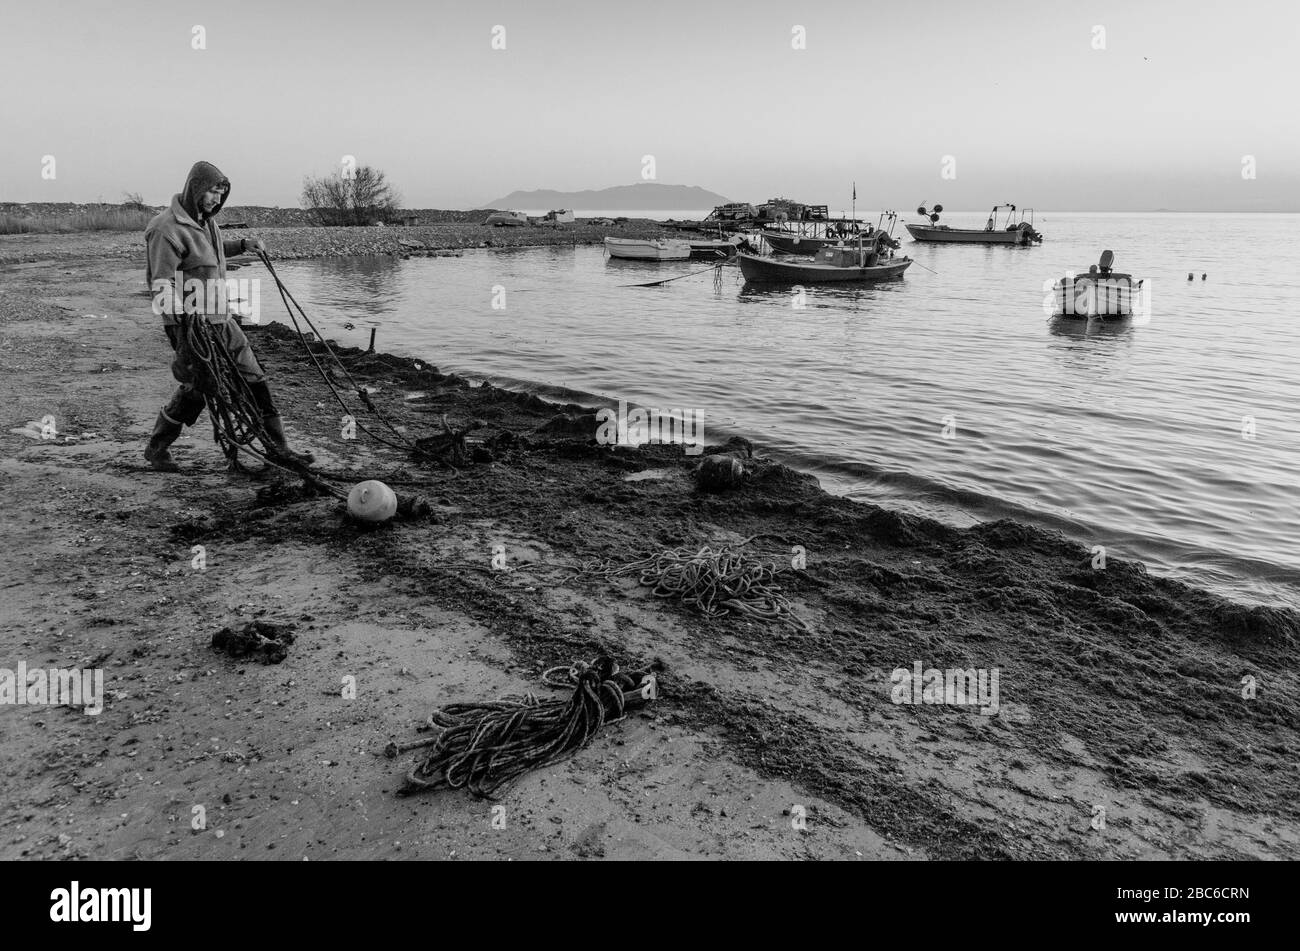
(347, 480, 397, 524)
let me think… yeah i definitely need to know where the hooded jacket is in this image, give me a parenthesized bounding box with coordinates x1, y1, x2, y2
(145, 161, 249, 325)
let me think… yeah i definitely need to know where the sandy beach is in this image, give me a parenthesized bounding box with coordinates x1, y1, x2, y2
(1, 231, 1297, 862)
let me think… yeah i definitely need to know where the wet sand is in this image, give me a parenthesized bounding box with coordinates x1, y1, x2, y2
(1, 235, 1297, 860)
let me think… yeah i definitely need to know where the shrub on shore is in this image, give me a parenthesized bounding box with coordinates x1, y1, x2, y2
(302, 165, 402, 226)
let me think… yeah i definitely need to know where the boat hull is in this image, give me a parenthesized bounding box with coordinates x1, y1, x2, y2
(905, 224, 1030, 245)
(688, 240, 740, 259)
(604, 237, 691, 261)
(1051, 273, 1143, 319)
(737, 253, 912, 283)
(762, 231, 838, 255)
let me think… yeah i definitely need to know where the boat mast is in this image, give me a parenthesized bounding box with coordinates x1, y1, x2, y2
(853, 182, 862, 260)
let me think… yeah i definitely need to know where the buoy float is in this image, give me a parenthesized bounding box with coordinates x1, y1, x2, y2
(347, 480, 397, 524)
(695, 455, 745, 492)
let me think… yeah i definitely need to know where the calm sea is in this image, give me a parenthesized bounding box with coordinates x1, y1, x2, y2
(268, 212, 1300, 609)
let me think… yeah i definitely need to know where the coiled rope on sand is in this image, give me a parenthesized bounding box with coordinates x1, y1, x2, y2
(388, 656, 658, 798)
(579, 537, 810, 631)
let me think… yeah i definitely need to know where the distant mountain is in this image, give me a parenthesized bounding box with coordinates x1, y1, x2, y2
(483, 182, 731, 210)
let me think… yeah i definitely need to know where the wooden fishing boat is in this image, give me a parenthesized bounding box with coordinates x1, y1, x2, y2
(1051, 250, 1145, 320)
(687, 237, 743, 259)
(906, 203, 1043, 245)
(737, 244, 911, 283)
(604, 237, 691, 261)
(760, 214, 873, 255)
(761, 231, 839, 255)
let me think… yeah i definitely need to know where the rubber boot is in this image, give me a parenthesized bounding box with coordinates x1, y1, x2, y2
(144, 412, 183, 472)
(262, 415, 315, 466)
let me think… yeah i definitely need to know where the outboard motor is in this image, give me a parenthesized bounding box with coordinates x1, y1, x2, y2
(1018, 221, 1043, 244)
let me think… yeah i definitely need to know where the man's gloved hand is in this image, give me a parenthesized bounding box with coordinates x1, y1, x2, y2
(242, 237, 267, 254)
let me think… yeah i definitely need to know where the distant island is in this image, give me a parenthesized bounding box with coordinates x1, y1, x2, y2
(483, 182, 731, 211)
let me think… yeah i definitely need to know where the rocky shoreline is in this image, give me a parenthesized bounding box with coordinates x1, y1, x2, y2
(0, 219, 680, 266)
(2, 240, 1298, 861)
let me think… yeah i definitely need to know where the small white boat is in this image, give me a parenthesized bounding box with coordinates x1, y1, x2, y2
(1052, 251, 1144, 319)
(483, 211, 530, 227)
(604, 237, 691, 261)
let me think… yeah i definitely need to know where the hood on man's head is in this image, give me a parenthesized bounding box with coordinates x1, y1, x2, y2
(180, 161, 230, 222)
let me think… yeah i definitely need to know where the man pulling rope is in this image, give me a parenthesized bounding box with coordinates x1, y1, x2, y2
(142, 160, 315, 473)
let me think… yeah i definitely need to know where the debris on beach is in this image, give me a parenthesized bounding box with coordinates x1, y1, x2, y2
(211, 620, 297, 664)
(253, 481, 321, 507)
(412, 414, 483, 466)
(8, 419, 94, 444)
(536, 410, 599, 436)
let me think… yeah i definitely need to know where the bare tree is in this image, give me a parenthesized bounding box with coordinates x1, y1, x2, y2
(301, 166, 402, 226)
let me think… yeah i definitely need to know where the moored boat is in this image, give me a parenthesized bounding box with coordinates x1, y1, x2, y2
(604, 237, 692, 261)
(1051, 250, 1145, 319)
(738, 248, 912, 282)
(761, 230, 840, 255)
(905, 203, 1043, 245)
(687, 237, 745, 259)
(738, 216, 911, 283)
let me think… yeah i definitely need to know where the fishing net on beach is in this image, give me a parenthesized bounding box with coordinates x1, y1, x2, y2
(581, 539, 810, 631)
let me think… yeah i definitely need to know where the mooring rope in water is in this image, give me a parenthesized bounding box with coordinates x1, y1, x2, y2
(579, 539, 810, 631)
(255, 250, 425, 456)
(618, 261, 726, 288)
(388, 655, 658, 798)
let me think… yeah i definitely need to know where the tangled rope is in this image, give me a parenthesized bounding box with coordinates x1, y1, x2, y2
(388, 656, 658, 798)
(580, 538, 810, 631)
(173, 313, 344, 499)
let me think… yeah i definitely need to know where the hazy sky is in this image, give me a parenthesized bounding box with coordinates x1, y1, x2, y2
(2, 0, 1297, 211)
